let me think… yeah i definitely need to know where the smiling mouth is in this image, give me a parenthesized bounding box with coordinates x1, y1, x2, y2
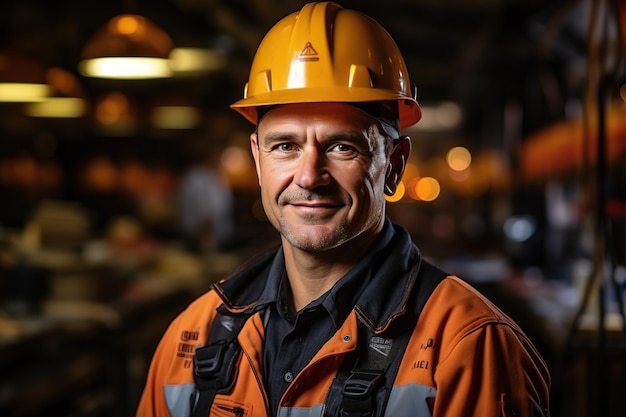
(287, 201, 344, 216)
(291, 201, 341, 208)
(280, 190, 344, 212)
(290, 202, 342, 212)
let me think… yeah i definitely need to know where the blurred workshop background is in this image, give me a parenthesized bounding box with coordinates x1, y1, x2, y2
(1, 0, 625, 416)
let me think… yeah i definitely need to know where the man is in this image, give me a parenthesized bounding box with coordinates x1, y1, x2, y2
(136, 2, 550, 416)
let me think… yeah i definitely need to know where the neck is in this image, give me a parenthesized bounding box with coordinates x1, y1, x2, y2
(282, 232, 379, 311)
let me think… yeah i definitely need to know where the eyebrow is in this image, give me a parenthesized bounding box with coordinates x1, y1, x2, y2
(261, 130, 369, 147)
(260, 132, 297, 148)
(331, 132, 374, 153)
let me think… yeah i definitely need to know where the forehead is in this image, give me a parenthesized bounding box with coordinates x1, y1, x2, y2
(258, 102, 379, 132)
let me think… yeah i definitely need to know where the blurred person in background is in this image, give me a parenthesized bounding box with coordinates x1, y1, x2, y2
(137, 2, 550, 416)
(176, 141, 234, 252)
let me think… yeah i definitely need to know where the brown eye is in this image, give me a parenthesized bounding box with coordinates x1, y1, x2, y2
(334, 144, 354, 152)
(328, 143, 358, 159)
(276, 143, 297, 152)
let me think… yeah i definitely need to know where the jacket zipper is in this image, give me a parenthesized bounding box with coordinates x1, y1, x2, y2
(216, 405, 244, 417)
(241, 344, 271, 415)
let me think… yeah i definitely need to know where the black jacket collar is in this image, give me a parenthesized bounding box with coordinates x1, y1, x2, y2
(212, 220, 422, 332)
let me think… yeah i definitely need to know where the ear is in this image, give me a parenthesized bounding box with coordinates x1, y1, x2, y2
(250, 132, 262, 186)
(384, 136, 411, 196)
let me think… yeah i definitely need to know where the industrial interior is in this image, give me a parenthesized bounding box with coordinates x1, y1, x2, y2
(1, 0, 625, 416)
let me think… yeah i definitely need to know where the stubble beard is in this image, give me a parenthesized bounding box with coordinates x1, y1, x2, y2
(276, 215, 351, 253)
(271, 188, 351, 252)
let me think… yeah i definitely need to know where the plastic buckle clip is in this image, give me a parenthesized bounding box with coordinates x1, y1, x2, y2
(194, 340, 226, 378)
(342, 369, 384, 400)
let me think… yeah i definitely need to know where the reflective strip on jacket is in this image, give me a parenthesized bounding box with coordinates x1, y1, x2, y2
(136, 227, 550, 417)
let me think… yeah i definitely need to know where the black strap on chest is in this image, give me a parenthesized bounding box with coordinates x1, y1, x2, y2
(191, 261, 446, 417)
(324, 261, 446, 417)
(190, 313, 246, 417)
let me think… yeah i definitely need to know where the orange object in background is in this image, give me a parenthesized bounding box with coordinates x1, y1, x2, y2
(519, 101, 626, 181)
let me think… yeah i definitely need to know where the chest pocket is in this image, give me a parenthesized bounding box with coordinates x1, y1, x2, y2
(211, 397, 252, 417)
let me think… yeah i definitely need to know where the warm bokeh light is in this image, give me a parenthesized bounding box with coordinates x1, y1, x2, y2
(220, 146, 256, 188)
(406, 177, 420, 200)
(11, 155, 39, 188)
(0, 83, 50, 102)
(385, 181, 405, 202)
(221, 146, 250, 176)
(151, 106, 200, 129)
(96, 92, 131, 125)
(170, 48, 227, 74)
(119, 161, 149, 196)
(116, 15, 140, 34)
(0, 52, 52, 102)
(82, 157, 118, 193)
(81, 58, 173, 79)
(46, 67, 83, 97)
(446, 146, 471, 171)
(0, 156, 62, 191)
(25, 68, 88, 117)
(415, 177, 440, 201)
(94, 92, 138, 135)
(448, 166, 471, 182)
(26, 97, 87, 118)
(408, 101, 463, 132)
(403, 162, 420, 180)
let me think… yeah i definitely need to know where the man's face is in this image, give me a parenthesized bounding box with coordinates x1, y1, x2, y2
(250, 102, 408, 253)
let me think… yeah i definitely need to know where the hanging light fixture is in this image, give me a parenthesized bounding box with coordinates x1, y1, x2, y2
(93, 91, 139, 136)
(169, 47, 227, 76)
(0, 50, 51, 102)
(149, 94, 201, 130)
(25, 68, 88, 118)
(79, 14, 174, 79)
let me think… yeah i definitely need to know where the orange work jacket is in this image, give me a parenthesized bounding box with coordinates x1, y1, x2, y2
(136, 227, 550, 417)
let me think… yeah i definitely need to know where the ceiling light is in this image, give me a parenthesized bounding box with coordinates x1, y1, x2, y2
(170, 47, 227, 75)
(26, 97, 87, 118)
(25, 68, 88, 118)
(151, 106, 201, 130)
(0, 51, 51, 102)
(149, 94, 202, 130)
(79, 14, 174, 79)
(406, 101, 463, 132)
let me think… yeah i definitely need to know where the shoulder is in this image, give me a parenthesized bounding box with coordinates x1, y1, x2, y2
(140, 288, 224, 393)
(159, 289, 224, 345)
(174, 289, 223, 326)
(429, 276, 514, 321)
(401, 276, 550, 415)
(421, 276, 529, 347)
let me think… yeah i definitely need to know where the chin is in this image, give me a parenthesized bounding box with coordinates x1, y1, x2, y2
(282, 226, 350, 252)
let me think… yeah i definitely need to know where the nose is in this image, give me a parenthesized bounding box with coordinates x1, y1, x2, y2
(293, 147, 330, 189)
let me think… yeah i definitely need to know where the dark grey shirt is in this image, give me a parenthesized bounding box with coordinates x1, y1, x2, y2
(258, 222, 395, 416)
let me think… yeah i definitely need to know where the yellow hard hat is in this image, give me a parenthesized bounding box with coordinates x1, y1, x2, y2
(230, 1, 421, 129)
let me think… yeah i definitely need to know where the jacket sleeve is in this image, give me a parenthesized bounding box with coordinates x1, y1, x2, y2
(432, 321, 550, 417)
(135, 292, 218, 417)
(136, 316, 187, 417)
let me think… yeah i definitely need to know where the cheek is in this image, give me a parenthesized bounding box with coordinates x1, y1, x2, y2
(259, 161, 291, 197)
(366, 158, 390, 190)
(340, 170, 379, 207)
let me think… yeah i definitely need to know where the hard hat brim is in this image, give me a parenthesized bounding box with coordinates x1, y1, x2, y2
(230, 87, 421, 129)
